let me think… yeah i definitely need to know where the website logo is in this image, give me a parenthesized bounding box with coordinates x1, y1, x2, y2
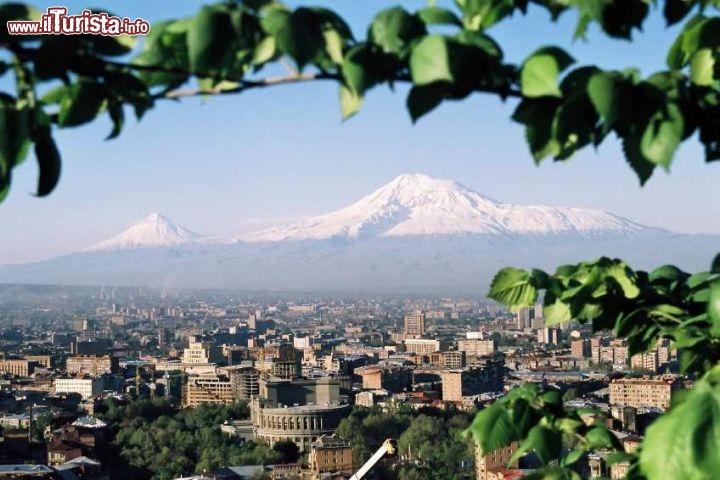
(7, 7, 150, 36)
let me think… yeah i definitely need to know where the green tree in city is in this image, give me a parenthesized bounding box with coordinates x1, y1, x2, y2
(97, 398, 272, 480)
(272, 439, 300, 464)
(2, 0, 720, 478)
(396, 413, 474, 480)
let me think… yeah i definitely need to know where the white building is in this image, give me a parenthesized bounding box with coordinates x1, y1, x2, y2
(54, 378, 103, 399)
(404, 338, 443, 355)
(182, 341, 224, 364)
(294, 336, 313, 349)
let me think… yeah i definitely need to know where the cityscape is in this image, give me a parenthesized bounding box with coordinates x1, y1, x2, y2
(0, 284, 683, 479)
(0, 0, 717, 479)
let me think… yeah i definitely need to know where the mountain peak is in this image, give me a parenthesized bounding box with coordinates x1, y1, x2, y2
(144, 212, 167, 222)
(388, 173, 456, 188)
(84, 213, 206, 252)
(240, 174, 644, 242)
(376, 173, 498, 207)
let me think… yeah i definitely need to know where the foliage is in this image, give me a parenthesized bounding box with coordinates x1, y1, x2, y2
(479, 255, 720, 479)
(272, 439, 300, 464)
(397, 413, 474, 480)
(467, 382, 622, 476)
(1, 0, 720, 199)
(98, 398, 276, 480)
(335, 406, 474, 480)
(30, 410, 51, 441)
(335, 406, 412, 471)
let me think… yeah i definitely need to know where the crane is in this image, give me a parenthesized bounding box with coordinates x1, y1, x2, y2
(349, 438, 396, 480)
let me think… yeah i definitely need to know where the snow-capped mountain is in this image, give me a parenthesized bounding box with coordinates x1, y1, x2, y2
(84, 213, 206, 251)
(0, 174, 716, 294)
(241, 173, 643, 242)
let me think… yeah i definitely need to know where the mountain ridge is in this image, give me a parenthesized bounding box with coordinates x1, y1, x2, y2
(1, 173, 711, 294)
(239, 173, 645, 243)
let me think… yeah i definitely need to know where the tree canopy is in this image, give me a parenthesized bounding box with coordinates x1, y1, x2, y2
(98, 398, 277, 480)
(2, 1, 720, 479)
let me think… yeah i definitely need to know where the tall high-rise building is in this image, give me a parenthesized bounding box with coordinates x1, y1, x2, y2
(404, 311, 425, 337)
(515, 307, 534, 330)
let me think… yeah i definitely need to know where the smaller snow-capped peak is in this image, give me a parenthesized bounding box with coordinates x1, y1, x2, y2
(84, 213, 206, 251)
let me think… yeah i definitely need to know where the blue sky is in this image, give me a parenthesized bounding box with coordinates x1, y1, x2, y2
(1, 0, 719, 263)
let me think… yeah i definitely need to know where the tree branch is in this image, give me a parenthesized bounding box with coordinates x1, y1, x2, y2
(154, 72, 341, 100)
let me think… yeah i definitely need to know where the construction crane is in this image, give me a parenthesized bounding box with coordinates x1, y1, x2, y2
(349, 438, 396, 480)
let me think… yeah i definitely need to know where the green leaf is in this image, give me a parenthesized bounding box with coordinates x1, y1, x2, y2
(244, 0, 275, 11)
(543, 298, 572, 325)
(587, 72, 627, 131)
(409, 35, 453, 86)
(650, 264, 687, 283)
(455, 30, 503, 58)
(640, 367, 720, 479)
(666, 14, 705, 69)
(369, 7, 426, 56)
(622, 131, 656, 184)
(682, 17, 720, 55)
(510, 398, 542, 436)
(0, 180, 9, 202)
(556, 418, 583, 434)
(528, 425, 561, 464)
(511, 98, 562, 162)
(132, 21, 190, 88)
(58, 81, 106, 128)
(106, 104, 124, 141)
(274, 8, 326, 70)
(488, 267, 539, 307)
(324, 28, 344, 64)
(33, 127, 61, 197)
(407, 84, 447, 122)
(640, 103, 684, 169)
(417, 6, 462, 27)
(664, 0, 697, 26)
(455, 0, 518, 31)
(585, 426, 621, 449)
(309, 7, 353, 40)
(552, 89, 598, 160)
(712, 254, 720, 274)
(708, 278, 720, 335)
(606, 262, 640, 298)
(84, 33, 138, 57)
(690, 48, 716, 86)
(688, 271, 711, 289)
(341, 44, 379, 96)
(520, 47, 575, 98)
(0, 98, 30, 172)
(600, 0, 650, 40)
(467, 402, 517, 452)
(253, 36, 277, 66)
(561, 448, 586, 467)
(339, 85, 362, 120)
(187, 5, 237, 74)
(260, 7, 290, 36)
